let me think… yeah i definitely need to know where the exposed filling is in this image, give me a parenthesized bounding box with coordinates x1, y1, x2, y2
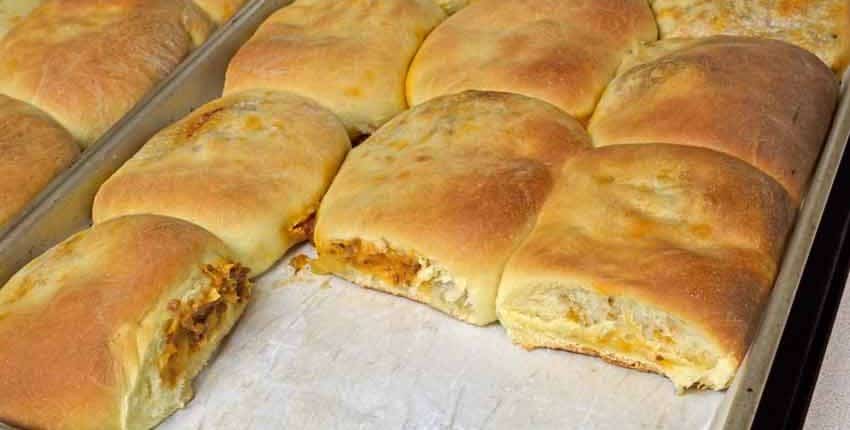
(290, 212, 316, 242)
(313, 239, 471, 313)
(289, 254, 310, 272)
(314, 239, 421, 285)
(513, 287, 718, 380)
(158, 263, 252, 387)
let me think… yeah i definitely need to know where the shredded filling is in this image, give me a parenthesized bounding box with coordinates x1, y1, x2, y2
(158, 263, 252, 387)
(290, 212, 316, 241)
(316, 239, 421, 285)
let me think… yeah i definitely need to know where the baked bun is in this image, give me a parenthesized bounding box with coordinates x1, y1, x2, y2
(0, 215, 252, 430)
(313, 91, 590, 325)
(0, 0, 41, 38)
(650, 0, 850, 74)
(406, 0, 658, 120)
(0, 0, 214, 147)
(94, 90, 350, 275)
(0, 95, 78, 227)
(191, 0, 247, 24)
(588, 36, 838, 202)
(224, 0, 445, 137)
(496, 144, 795, 391)
(432, 0, 477, 14)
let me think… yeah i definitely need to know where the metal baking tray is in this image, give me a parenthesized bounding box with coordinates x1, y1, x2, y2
(1, 0, 848, 427)
(0, 0, 278, 281)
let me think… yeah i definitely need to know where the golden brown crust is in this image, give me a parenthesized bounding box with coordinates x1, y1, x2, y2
(0, 95, 78, 226)
(0, 215, 235, 430)
(315, 90, 591, 324)
(499, 144, 796, 365)
(0, 0, 42, 38)
(0, 0, 214, 146)
(588, 36, 839, 202)
(93, 89, 350, 275)
(224, 0, 445, 137)
(433, 0, 478, 14)
(650, 0, 850, 74)
(406, 0, 658, 119)
(191, 0, 247, 23)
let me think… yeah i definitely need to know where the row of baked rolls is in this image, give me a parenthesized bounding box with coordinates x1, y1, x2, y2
(0, 2, 442, 429)
(224, 0, 446, 138)
(0, 0, 248, 229)
(312, 90, 591, 325)
(494, 37, 838, 391)
(406, 0, 658, 121)
(0, 215, 252, 430)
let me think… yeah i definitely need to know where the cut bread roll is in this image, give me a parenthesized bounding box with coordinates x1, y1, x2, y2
(649, 0, 850, 74)
(0, 215, 252, 430)
(0, 0, 214, 147)
(192, 0, 247, 23)
(497, 144, 795, 391)
(0, 0, 42, 38)
(406, 0, 658, 120)
(589, 36, 839, 202)
(94, 90, 350, 275)
(224, 0, 445, 137)
(0, 95, 78, 227)
(313, 91, 591, 325)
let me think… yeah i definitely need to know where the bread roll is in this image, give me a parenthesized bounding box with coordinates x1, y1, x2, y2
(224, 0, 445, 137)
(588, 36, 838, 202)
(0, 0, 42, 38)
(0, 95, 78, 227)
(406, 0, 658, 120)
(192, 0, 247, 24)
(650, 0, 850, 74)
(0, 215, 252, 430)
(0, 0, 214, 147)
(433, 0, 477, 14)
(497, 144, 795, 391)
(313, 91, 591, 325)
(94, 90, 350, 275)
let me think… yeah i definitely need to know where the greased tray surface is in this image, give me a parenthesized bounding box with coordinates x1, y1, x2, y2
(1, 1, 850, 428)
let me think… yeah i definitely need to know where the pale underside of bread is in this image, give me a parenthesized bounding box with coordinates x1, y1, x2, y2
(313, 237, 487, 325)
(498, 283, 737, 392)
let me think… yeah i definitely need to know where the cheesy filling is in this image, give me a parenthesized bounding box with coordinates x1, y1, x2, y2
(290, 212, 316, 242)
(314, 239, 471, 313)
(158, 263, 251, 387)
(515, 287, 717, 376)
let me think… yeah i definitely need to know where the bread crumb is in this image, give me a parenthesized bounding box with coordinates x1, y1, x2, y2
(289, 254, 311, 272)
